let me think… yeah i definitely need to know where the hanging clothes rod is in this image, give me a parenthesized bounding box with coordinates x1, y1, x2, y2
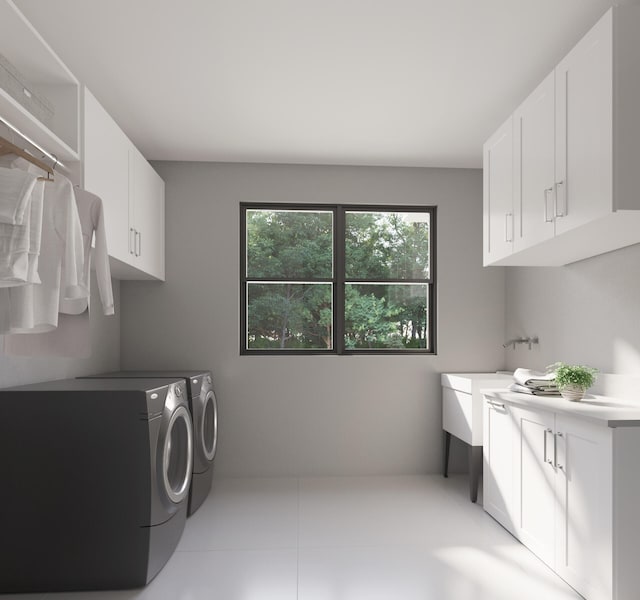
(0, 116, 66, 172)
(0, 134, 54, 177)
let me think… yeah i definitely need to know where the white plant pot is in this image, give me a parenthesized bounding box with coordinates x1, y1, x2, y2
(560, 383, 586, 402)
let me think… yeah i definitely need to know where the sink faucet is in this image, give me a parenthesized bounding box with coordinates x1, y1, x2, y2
(503, 336, 539, 350)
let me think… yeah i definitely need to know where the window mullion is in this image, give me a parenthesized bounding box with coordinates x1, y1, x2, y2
(335, 206, 345, 355)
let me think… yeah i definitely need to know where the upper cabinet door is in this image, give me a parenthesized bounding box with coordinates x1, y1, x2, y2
(513, 72, 556, 252)
(555, 10, 613, 236)
(83, 88, 131, 265)
(483, 116, 514, 265)
(131, 147, 165, 281)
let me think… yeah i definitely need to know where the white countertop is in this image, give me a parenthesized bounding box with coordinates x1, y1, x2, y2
(483, 388, 640, 428)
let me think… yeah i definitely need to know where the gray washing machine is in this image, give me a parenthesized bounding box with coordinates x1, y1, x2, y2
(0, 377, 193, 593)
(81, 370, 218, 515)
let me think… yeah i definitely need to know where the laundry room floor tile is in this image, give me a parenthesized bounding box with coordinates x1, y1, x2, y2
(296, 544, 581, 600)
(297, 475, 490, 548)
(43, 549, 298, 600)
(32, 475, 582, 600)
(176, 477, 299, 551)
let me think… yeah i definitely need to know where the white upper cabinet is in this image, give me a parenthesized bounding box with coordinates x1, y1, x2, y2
(554, 10, 612, 236)
(130, 146, 165, 280)
(513, 72, 556, 252)
(83, 87, 165, 281)
(484, 6, 640, 266)
(482, 116, 513, 265)
(0, 0, 80, 160)
(84, 88, 131, 266)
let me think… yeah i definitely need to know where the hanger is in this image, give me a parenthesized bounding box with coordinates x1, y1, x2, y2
(0, 134, 55, 182)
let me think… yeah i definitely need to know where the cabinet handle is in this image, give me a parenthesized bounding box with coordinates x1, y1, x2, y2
(544, 188, 554, 222)
(129, 228, 135, 255)
(544, 428, 554, 464)
(486, 399, 505, 409)
(555, 431, 563, 469)
(135, 230, 142, 257)
(555, 180, 566, 217)
(505, 213, 513, 243)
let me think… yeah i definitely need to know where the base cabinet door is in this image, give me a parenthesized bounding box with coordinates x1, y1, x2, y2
(483, 397, 515, 534)
(512, 405, 556, 569)
(555, 415, 612, 600)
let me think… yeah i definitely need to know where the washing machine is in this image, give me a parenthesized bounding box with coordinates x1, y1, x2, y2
(81, 370, 218, 515)
(0, 377, 193, 593)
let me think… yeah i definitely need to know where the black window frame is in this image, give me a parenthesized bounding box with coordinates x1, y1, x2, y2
(240, 203, 437, 355)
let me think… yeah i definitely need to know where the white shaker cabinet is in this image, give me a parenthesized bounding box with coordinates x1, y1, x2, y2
(83, 87, 165, 280)
(484, 6, 640, 267)
(482, 116, 513, 265)
(129, 146, 165, 280)
(483, 390, 640, 600)
(511, 404, 558, 569)
(512, 72, 556, 252)
(83, 87, 131, 267)
(482, 396, 516, 535)
(554, 10, 612, 237)
(554, 414, 612, 600)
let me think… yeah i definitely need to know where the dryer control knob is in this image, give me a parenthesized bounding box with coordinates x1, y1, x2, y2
(175, 385, 183, 397)
(192, 378, 198, 385)
(207, 376, 212, 384)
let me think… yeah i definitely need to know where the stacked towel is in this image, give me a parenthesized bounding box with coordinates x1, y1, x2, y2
(509, 368, 560, 396)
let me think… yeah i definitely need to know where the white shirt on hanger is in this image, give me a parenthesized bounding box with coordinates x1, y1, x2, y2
(60, 187, 114, 316)
(0, 169, 84, 334)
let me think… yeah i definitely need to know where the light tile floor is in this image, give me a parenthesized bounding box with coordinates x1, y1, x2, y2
(11, 475, 582, 600)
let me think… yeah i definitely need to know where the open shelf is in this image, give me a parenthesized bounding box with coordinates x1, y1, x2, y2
(0, 0, 80, 161)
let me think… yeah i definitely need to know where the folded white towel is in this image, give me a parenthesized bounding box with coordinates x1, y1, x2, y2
(513, 367, 557, 388)
(0, 166, 37, 225)
(509, 382, 561, 396)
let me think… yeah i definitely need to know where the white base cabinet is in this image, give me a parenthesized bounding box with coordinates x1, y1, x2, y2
(484, 393, 640, 600)
(482, 396, 516, 535)
(512, 405, 557, 569)
(83, 87, 164, 281)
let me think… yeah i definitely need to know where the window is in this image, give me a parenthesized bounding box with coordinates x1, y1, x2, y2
(241, 204, 436, 354)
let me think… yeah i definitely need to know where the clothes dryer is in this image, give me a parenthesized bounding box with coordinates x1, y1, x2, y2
(0, 377, 193, 593)
(81, 370, 218, 515)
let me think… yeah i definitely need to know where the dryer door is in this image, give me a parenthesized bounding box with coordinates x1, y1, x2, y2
(162, 405, 193, 504)
(202, 390, 218, 462)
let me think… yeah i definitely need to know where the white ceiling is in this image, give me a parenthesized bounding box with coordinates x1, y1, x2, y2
(16, 0, 616, 168)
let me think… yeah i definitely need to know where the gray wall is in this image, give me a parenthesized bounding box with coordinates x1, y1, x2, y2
(504, 243, 640, 375)
(0, 275, 121, 387)
(121, 162, 506, 477)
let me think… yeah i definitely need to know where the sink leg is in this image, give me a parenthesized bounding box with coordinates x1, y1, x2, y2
(443, 431, 451, 478)
(469, 445, 482, 503)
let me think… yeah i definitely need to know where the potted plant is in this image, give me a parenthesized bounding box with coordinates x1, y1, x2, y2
(548, 362, 598, 401)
